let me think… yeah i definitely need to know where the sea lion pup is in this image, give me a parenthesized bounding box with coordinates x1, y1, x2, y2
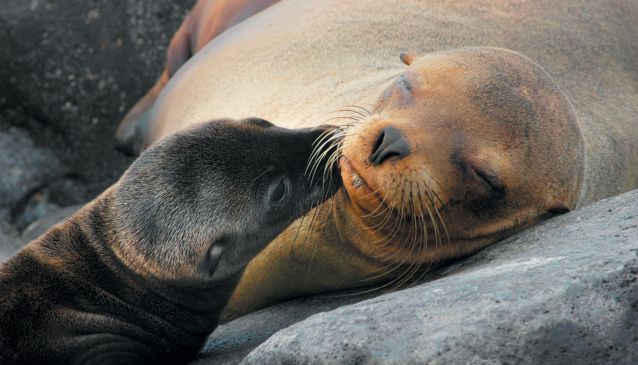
(0, 118, 340, 365)
(115, 0, 281, 154)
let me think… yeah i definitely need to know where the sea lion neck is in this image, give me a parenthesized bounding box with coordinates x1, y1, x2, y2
(0, 194, 220, 361)
(17, 188, 233, 356)
(73, 188, 237, 315)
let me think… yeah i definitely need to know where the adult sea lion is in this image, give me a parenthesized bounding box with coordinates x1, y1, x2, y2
(115, 0, 280, 154)
(0, 119, 340, 364)
(117, 0, 638, 319)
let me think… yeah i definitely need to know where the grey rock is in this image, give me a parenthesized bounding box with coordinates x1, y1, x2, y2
(0, 127, 64, 220)
(0, 127, 62, 204)
(0, 0, 194, 211)
(194, 289, 385, 365)
(196, 189, 638, 365)
(0, 226, 25, 262)
(0, 204, 82, 262)
(21, 204, 82, 242)
(0, 0, 195, 237)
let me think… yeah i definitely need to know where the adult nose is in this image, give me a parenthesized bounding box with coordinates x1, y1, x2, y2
(369, 126, 411, 165)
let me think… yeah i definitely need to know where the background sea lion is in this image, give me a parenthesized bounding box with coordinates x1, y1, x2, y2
(115, 0, 280, 155)
(0, 119, 340, 364)
(117, 0, 638, 319)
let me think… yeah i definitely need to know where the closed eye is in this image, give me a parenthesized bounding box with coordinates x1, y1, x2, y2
(397, 74, 413, 92)
(471, 166, 505, 195)
(267, 176, 290, 207)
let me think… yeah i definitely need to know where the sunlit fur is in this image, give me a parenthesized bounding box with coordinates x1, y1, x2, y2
(297, 48, 585, 296)
(116, 0, 638, 321)
(0, 119, 340, 364)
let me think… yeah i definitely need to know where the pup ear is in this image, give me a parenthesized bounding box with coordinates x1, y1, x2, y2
(399, 53, 416, 66)
(548, 201, 570, 216)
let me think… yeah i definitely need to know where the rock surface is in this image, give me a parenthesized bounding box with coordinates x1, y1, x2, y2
(0, 222, 25, 261)
(0, 127, 64, 226)
(195, 189, 638, 365)
(193, 288, 385, 365)
(20, 205, 83, 243)
(0, 0, 194, 241)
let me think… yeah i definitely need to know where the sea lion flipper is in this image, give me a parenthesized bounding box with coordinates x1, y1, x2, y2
(166, 18, 193, 78)
(548, 201, 571, 215)
(114, 109, 152, 156)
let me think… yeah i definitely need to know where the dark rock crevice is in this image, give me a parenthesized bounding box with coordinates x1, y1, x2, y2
(0, 0, 195, 243)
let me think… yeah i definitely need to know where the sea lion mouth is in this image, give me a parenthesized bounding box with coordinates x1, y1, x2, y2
(339, 153, 452, 258)
(340, 157, 371, 191)
(350, 168, 366, 189)
(339, 156, 385, 214)
(340, 156, 418, 225)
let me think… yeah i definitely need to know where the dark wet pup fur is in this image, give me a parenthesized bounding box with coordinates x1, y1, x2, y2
(0, 118, 341, 365)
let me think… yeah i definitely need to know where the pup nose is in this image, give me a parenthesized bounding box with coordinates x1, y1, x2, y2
(369, 126, 411, 165)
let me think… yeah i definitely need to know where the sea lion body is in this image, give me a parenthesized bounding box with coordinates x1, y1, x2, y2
(0, 119, 339, 364)
(120, 0, 638, 317)
(115, 0, 280, 154)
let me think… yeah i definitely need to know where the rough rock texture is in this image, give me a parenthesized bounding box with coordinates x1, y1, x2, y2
(0, 0, 194, 239)
(20, 205, 82, 243)
(195, 189, 638, 365)
(193, 288, 386, 365)
(0, 127, 64, 225)
(0, 222, 24, 261)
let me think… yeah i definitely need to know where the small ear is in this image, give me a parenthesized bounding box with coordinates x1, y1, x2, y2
(399, 53, 416, 66)
(548, 202, 570, 216)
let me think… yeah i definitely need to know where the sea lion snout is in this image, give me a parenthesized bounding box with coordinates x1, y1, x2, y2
(368, 126, 411, 165)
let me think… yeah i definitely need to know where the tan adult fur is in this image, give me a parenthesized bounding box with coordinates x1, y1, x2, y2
(119, 0, 638, 318)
